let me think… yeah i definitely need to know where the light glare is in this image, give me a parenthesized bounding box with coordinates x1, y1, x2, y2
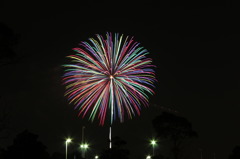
(80, 143, 89, 149)
(150, 139, 156, 145)
(66, 138, 72, 143)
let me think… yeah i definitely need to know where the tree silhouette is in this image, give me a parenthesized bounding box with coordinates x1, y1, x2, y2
(0, 22, 21, 143)
(0, 96, 11, 140)
(0, 22, 20, 67)
(229, 145, 240, 159)
(0, 147, 5, 159)
(100, 136, 130, 159)
(2, 130, 50, 159)
(152, 112, 198, 159)
(51, 152, 65, 159)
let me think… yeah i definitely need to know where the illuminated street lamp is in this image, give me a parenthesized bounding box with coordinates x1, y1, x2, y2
(65, 138, 72, 159)
(146, 155, 151, 159)
(80, 143, 89, 158)
(150, 139, 157, 156)
(95, 155, 99, 159)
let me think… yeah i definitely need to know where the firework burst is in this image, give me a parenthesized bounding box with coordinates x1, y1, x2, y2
(62, 32, 156, 125)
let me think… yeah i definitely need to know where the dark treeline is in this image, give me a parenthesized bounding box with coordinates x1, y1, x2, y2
(0, 112, 240, 159)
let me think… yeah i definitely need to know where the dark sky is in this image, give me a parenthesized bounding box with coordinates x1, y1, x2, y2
(0, 0, 239, 159)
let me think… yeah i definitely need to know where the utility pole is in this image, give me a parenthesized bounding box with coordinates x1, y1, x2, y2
(82, 126, 85, 143)
(81, 126, 85, 158)
(199, 148, 203, 159)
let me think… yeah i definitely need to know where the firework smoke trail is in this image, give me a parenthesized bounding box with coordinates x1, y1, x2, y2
(62, 33, 156, 126)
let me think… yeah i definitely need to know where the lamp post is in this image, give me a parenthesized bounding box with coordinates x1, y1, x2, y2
(146, 155, 151, 159)
(95, 155, 99, 159)
(150, 139, 157, 156)
(199, 148, 203, 159)
(80, 143, 89, 158)
(65, 138, 72, 159)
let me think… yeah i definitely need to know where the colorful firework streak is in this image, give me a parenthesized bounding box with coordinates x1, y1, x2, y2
(62, 33, 156, 125)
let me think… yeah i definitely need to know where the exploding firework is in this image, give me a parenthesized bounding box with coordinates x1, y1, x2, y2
(62, 32, 156, 125)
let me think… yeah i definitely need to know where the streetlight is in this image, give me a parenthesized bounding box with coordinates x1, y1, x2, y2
(80, 143, 89, 149)
(146, 155, 151, 159)
(95, 155, 99, 159)
(150, 139, 157, 156)
(65, 138, 72, 159)
(80, 143, 89, 158)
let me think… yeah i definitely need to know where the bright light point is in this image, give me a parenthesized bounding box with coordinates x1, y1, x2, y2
(80, 143, 89, 149)
(146, 155, 151, 159)
(66, 138, 72, 143)
(84, 144, 89, 148)
(95, 155, 99, 159)
(150, 140, 156, 145)
(110, 75, 113, 79)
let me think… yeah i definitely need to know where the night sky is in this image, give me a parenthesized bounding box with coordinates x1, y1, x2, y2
(0, 0, 239, 159)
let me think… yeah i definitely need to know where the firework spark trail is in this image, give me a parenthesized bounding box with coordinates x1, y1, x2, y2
(63, 32, 156, 126)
